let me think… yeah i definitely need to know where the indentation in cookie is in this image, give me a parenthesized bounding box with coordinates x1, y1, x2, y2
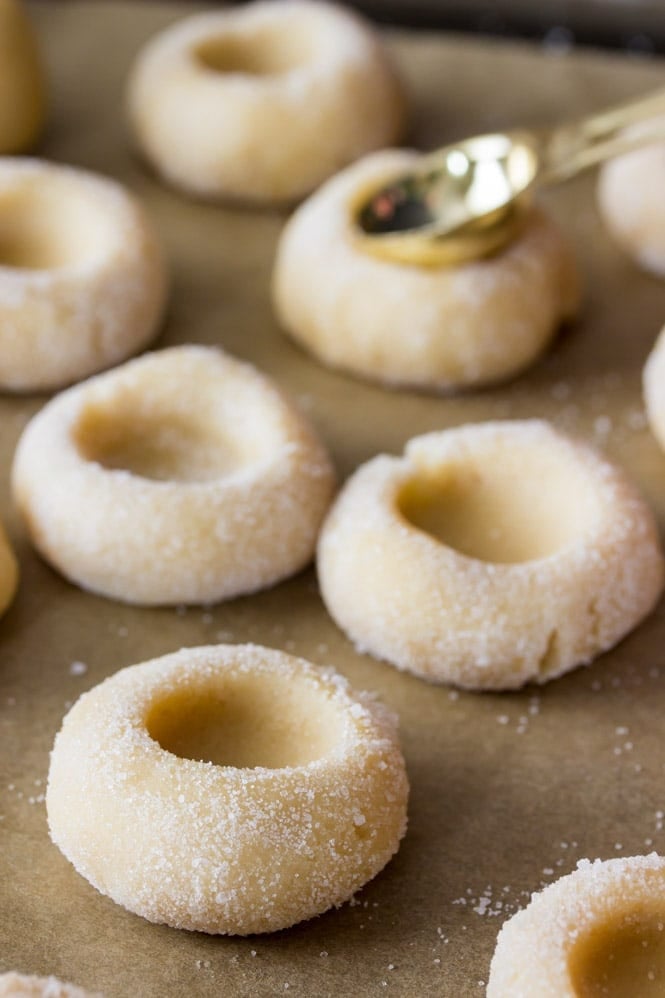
(194, 26, 316, 77)
(0, 175, 117, 270)
(568, 909, 665, 998)
(397, 441, 600, 564)
(145, 669, 345, 768)
(74, 401, 262, 483)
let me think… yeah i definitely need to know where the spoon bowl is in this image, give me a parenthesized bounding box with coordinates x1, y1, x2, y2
(354, 131, 541, 265)
(353, 88, 665, 266)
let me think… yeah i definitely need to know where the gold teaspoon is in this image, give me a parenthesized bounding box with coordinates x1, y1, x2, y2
(353, 87, 665, 266)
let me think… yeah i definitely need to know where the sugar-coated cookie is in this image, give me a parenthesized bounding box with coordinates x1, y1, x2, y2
(0, 159, 167, 392)
(0, 972, 102, 998)
(47, 644, 409, 934)
(127, 0, 405, 203)
(273, 149, 580, 392)
(317, 420, 664, 689)
(12, 345, 335, 605)
(0, 0, 45, 154)
(487, 854, 665, 997)
(598, 122, 665, 277)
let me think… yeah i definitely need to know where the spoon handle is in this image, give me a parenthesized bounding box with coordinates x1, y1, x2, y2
(540, 87, 665, 184)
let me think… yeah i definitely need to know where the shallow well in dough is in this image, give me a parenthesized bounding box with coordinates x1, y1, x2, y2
(0, 171, 118, 270)
(568, 908, 665, 998)
(146, 667, 346, 769)
(194, 24, 319, 77)
(397, 431, 602, 564)
(74, 401, 259, 484)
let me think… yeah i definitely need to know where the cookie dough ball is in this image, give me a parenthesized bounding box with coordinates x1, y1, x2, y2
(0, 973, 102, 998)
(0, 159, 167, 392)
(273, 149, 580, 392)
(644, 325, 665, 450)
(487, 854, 665, 997)
(12, 345, 335, 605)
(0, 0, 46, 154)
(47, 644, 409, 934)
(127, 0, 405, 203)
(0, 518, 18, 617)
(598, 122, 665, 277)
(317, 420, 664, 690)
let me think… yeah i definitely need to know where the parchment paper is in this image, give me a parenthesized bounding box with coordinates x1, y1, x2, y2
(2, 5, 665, 995)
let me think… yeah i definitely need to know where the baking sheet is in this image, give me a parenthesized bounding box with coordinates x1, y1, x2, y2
(2, 4, 665, 995)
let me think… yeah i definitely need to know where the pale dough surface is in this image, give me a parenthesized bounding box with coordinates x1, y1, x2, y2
(127, 0, 405, 203)
(597, 122, 665, 277)
(0, 0, 45, 154)
(317, 419, 664, 690)
(487, 854, 665, 997)
(0, 159, 167, 392)
(12, 345, 335, 605)
(272, 149, 581, 392)
(644, 324, 665, 452)
(0, 518, 18, 618)
(0, 974, 101, 998)
(46, 644, 409, 935)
